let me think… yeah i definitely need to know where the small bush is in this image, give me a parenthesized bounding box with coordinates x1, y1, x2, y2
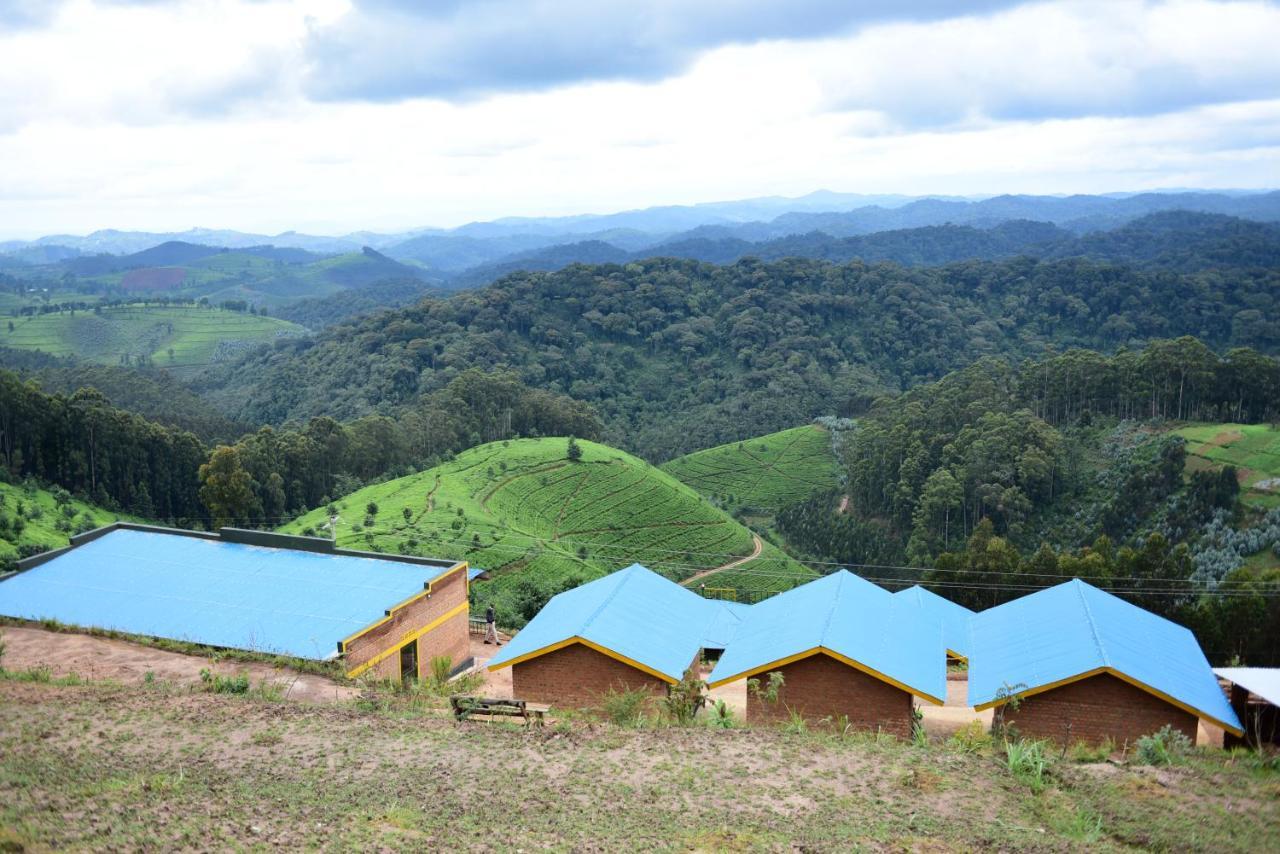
(781, 707, 808, 735)
(706, 699, 736, 729)
(1135, 725, 1194, 766)
(1004, 738, 1052, 792)
(663, 667, 706, 725)
(747, 670, 785, 705)
(600, 685, 651, 728)
(428, 655, 453, 690)
(949, 720, 992, 754)
(1068, 737, 1115, 763)
(199, 668, 250, 695)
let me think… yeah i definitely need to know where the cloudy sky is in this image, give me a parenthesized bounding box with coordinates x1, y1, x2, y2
(1, 0, 1278, 237)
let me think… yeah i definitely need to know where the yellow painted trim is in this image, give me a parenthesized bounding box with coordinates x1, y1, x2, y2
(337, 561, 468, 652)
(485, 636, 678, 685)
(946, 649, 968, 663)
(974, 666, 1244, 737)
(707, 647, 944, 706)
(345, 600, 470, 678)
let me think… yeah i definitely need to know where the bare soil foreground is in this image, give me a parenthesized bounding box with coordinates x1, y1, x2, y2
(2, 678, 1278, 851)
(1, 626, 358, 704)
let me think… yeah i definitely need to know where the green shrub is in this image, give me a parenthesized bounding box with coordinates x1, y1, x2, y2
(1004, 738, 1052, 792)
(428, 655, 453, 691)
(747, 670, 785, 706)
(600, 685, 651, 728)
(662, 667, 706, 725)
(1068, 737, 1115, 763)
(1136, 725, 1194, 766)
(199, 668, 250, 695)
(948, 720, 991, 754)
(706, 699, 736, 729)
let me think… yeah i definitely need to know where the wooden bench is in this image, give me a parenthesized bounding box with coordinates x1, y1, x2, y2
(450, 695, 548, 727)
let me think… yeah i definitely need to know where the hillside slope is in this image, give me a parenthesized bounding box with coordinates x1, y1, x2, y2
(0, 305, 305, 372)
(0, 481, 138, 570)
(1177, 423, 1280, 510)
(661, 424, 843, 513)
(278, 438, 814, 623)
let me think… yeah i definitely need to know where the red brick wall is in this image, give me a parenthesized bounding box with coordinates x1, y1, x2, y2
(745, 653, 915, 738)
(344, 566, 469, 680)
(511, 642, 669, 708)
(1000, 672, 1198, 746)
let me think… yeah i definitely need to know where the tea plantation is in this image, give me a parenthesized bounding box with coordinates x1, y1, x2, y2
(279, 438, 815, 624)
(660, 424, 842, 513)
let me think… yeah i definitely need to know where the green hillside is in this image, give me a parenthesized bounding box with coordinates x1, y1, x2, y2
(0, 480, 138, 569)
(0, 305, 304, 371)
(1176, 423, 1280, 509)
(279, 438, 815, 623)
(660, 424, 843, 513)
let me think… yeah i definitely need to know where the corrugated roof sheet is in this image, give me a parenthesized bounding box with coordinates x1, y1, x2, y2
(1214, 667, 1280, 707)
(700, 601, 752, 651)
(0, 528, 455, 660)
(705, 570, 946, 704)
(970, 579, 1241, 733)
(894, 585, 974, 659)
(486, 564, 719, 682)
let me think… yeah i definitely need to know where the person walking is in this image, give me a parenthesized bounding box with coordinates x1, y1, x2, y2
(484, 603, 501, 645)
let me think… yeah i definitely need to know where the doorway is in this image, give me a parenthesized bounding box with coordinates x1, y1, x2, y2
(399, 639, 418, 683)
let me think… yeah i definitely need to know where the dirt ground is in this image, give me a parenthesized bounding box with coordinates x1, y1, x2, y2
(2, 679, 1275, 851)
(0, 625, 358, 703)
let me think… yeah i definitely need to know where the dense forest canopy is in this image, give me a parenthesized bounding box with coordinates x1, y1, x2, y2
(193, 252, 1280, 461)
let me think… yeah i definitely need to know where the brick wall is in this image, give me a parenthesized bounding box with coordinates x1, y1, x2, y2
(344, 566, 469, 680)
(511, 642, 669, 708)
(744, 653, 915, 738)
(1000, 672, 1198, 746)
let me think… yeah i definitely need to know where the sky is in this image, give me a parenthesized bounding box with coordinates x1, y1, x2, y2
(0, 0, 1278, 237)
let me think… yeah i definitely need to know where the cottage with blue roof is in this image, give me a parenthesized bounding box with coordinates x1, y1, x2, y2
(969, 579, 1242, 744)
(486, 563, 732, 707)
(0, 523, 473, 682)
(707, 570, 946, 736)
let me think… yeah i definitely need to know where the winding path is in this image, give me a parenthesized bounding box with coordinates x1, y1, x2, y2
(679, 533, 763, 587)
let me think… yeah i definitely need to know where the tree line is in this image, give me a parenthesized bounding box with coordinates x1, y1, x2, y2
(0, 368, 599, 528)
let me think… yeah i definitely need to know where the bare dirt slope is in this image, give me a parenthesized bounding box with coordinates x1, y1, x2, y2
(1, 626, 357, 704)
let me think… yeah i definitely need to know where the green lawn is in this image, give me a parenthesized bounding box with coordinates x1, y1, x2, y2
(1175, 423, 1280, 509)
(0, 305, 304, 371)
(279, 438, 815, 620)
(0, 481, 139, 567)
(660, 424, 842, 513)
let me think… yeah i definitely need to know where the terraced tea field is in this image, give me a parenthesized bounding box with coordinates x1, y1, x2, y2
(279, 438, 815, 622)
(661, 424, 842, 512)
(0, 305, 304, 371)
(1176, 423, 1280, 509)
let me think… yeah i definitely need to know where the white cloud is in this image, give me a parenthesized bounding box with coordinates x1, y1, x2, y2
(0, 0, 1276, 236)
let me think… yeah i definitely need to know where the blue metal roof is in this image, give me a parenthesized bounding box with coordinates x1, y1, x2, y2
(467, 567, 487, 582)
(486, 564, 719, 682)
(706, 570, 947, 704)
(894, 585, 974, 659)
(700, 600, 752, 651)
(969, 579, 1241, 733)
(0, 528, 455, 660)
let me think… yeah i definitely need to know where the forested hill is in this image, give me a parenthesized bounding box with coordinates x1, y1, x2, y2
(435, 211, 1280, 288)
(193, 253, 1280, 461)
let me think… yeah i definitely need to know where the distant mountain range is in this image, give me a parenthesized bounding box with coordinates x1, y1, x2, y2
(4, 189, 1277, 274)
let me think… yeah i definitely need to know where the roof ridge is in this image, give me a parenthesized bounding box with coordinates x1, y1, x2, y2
(578, 564, 641, 634)
(816, 571, 844, 648)
(1074, 579, 1110, 668)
